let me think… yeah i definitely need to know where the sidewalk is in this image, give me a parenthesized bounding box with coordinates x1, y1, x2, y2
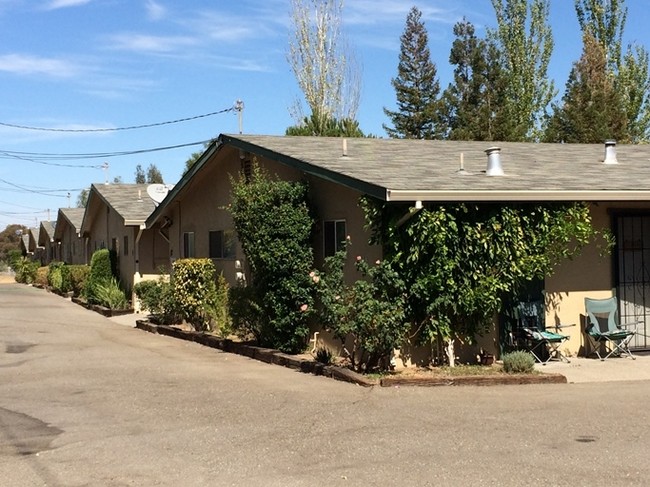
(535, 353, 650, 383)
(108, 312, 650, 384)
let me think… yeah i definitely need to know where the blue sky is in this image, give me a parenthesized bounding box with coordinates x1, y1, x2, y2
(1, 0, 649, 230)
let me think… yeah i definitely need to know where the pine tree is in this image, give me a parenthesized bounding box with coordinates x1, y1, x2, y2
(383, 6, 441, 139)
(574, 0, 650, 143)
(146, 164, 164, 184)
(545, 34, 627, 143)
(439, 19, 508, 141)
(135, 164, 145, 184)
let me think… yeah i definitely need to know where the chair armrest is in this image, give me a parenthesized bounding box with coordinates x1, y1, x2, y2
(620, 320, 643, 331)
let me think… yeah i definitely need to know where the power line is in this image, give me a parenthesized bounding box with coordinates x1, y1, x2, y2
(0, 107, 234, 132)
(0, 178, 79, 197)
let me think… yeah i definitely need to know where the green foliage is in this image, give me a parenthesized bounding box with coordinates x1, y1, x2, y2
(286, 112, 364, 137)
(439, 19, 509, 141)
(228, 285, 263, 341)
(362, 198, 600, 365)
(94, 277, 129, 310)
(68, 265, 90, 296)
(85, 249, 115, 304)
(134, 277, 180, 325)
(229, 164, 315, 353)
(315, 246, 408, 372)
(172, 258, 221, 331)
(545, 34, 628, 143)
(47, 261, 65, 291)
(502, 350, 535, 373)
(383, 6, 442, 139)
(490, 0, 556, 140)
(0, 224, 28, 263)
(34, 266, 49, 287)
(13, 257, 39, 284)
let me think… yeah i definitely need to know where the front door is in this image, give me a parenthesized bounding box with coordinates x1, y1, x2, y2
(616, 215, 650, 349)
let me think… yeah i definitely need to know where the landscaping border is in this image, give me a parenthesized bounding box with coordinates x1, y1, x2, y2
(135, 320, 568, 387)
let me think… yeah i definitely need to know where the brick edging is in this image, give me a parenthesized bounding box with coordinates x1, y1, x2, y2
(135, 320, 377, 387)
(135, 320, 567, 388)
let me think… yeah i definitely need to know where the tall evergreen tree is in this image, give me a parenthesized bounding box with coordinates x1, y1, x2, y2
(135, 164, 146, 184)
(146, 164, 164, 184)
(383, 6, 441, 139)
(574, 0, 650, 143)
(439, 19, 508, 141)
(545, 34, 627, 143)
(490, 0, 556, 141)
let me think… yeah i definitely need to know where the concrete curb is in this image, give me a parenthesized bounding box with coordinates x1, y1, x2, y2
(135, 320, 377, 387)
(380, 373, 567, 387)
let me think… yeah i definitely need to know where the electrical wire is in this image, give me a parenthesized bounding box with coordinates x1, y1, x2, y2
(0, 178, 79, 197)
(0, 107, 234, 132)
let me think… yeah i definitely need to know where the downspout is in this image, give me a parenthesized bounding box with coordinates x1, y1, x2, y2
(135, 224, 145, 277)
(396, 201, 423, 228)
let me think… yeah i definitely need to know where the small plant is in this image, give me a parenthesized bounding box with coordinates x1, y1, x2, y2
(68, 265, 90, 296)
(502, 350, 536, 374)
(47, 261, 65, 291)
(12, 257, 39, 284)
(34, 266, 49, 287)
(314, 344, 334, 365)
(94, 277, 129, 310)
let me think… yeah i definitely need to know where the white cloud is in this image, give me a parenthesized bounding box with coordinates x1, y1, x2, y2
(44, 0, 91, 10)
(0, 54, 79, 77)
(145, 0, 166, 21)
(108, 33, 198, 54)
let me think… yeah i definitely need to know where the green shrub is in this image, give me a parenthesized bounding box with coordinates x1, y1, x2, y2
(13, 257, 39, 284)
(134, 277, 181, 325)
(85, 249, 115, 304)
(228, 285, 263, 341)
(229, 164, 315, 353)
(502, 351, 536, 374)
(47, 261, 65, 291)
(94, 277, 129, 310)
(172, 258, 220, 331)
(34, 266, 49, 287)
(68, 265, 90, 296)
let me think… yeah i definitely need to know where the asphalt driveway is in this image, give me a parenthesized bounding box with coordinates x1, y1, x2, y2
(2, 282, 650, 486)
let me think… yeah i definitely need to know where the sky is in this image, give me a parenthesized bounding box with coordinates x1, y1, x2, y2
(1, 0, 650, 230)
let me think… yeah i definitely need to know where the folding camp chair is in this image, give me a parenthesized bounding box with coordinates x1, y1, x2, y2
(584, 297, 640, 361)
(516, 302, 571, 365)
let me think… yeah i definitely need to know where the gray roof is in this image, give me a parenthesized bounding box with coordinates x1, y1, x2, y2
(54, 207, 85, 240)
(86, 184, 156, 227)
(222, 135, 650, 202)
(147, 134, 650, 228)
(39, 221, 56, 245)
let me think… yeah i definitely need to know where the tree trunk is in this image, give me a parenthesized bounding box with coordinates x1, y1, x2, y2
(446, 339, 455, 367)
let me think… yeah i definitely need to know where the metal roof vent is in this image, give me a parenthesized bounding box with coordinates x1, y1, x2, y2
(603, 140, 618, 165)
(485, 146, 504, 176)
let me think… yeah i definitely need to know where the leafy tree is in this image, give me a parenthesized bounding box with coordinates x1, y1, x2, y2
(146, 164, 164, 184)
(439, 19, 509, 141)
(490, 0, 556, 141)
(545, 34, 628, 143)
(135, 164, 146, 184)
(383, 6, 441, 139)
(287, 0, 361, 136)
(575, 0, 627, 72)
(112, 176, 123, 184)
(361, 199, 602, 366)
(286, 112, 364, 137)
(77, 188, 89, 208)
(0, 224, 28, 263)
(228, 163, 315, 353)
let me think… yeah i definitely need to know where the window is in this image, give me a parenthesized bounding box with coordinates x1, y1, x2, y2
(324, 220, 346, 257)
(183, 232, 195, 258)
(209, 230, 235, 259)
(123, 236, 129, 256)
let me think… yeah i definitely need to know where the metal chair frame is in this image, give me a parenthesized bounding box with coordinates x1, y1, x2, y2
(516, 302, 571, 365)
(584, 297, 639, 361)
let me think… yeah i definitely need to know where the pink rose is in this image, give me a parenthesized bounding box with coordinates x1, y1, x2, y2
(300, 304, 308, 312)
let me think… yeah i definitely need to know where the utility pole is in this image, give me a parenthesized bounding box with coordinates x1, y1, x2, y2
(234, 99, 244, 134)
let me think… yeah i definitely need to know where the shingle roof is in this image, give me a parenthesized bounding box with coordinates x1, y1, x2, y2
(39, 221, 56, 245)
(222, 135, 650, 201)
(89, 184, 156, 225)
(54, 207, 85, 240)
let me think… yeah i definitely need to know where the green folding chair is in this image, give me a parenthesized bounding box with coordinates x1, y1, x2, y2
(584, 297, 639, 361)
(516, 302, 571, 365)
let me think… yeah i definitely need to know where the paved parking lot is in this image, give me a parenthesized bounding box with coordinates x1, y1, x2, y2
(3, 282, 650, 486)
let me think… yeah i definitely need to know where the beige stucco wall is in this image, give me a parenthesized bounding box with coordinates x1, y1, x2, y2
(58, 220, 85, 265)
(160, 146, 381, 287)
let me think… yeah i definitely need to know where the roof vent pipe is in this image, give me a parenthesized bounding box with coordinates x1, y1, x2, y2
(485, 147, 504, 176)
(603, 140, 618, 164)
